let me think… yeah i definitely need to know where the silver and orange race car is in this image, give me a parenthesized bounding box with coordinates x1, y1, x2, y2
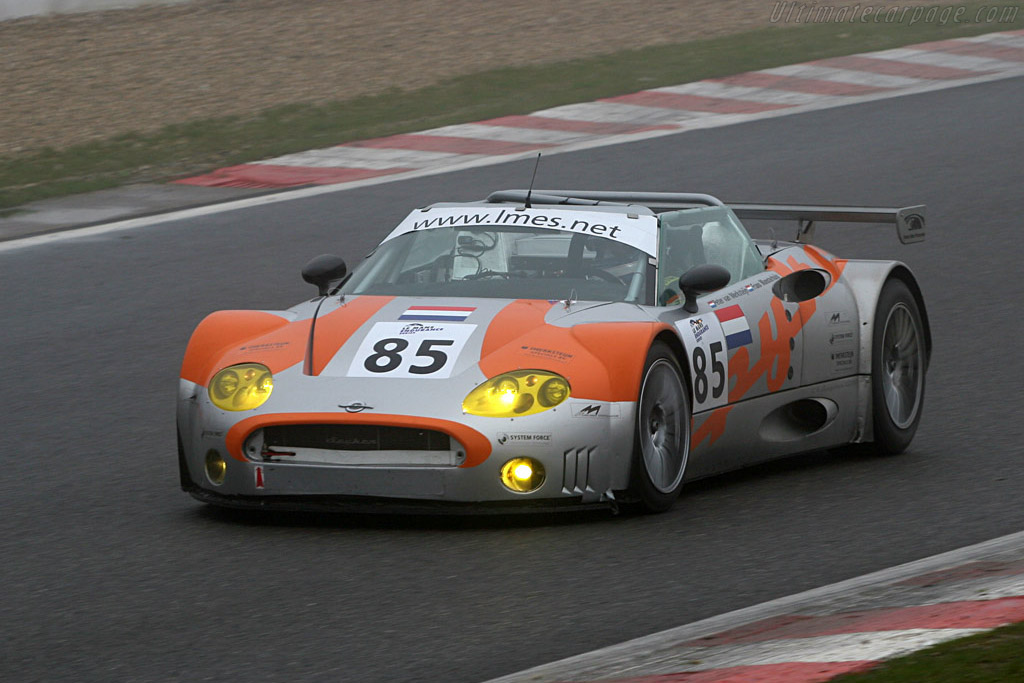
(177, 189, 929, 513)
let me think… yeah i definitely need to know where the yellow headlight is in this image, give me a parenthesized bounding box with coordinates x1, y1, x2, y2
(500, 458, 546, 493)
(462, 370, 570, 418)
(209, 363, 274, 411)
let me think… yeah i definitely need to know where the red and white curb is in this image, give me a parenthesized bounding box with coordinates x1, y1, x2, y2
(178, 29, 1024, 190)
(483, 531, 1024, 683)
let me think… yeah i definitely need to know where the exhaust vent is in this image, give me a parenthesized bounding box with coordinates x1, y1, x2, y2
(759, 398, 838, 442)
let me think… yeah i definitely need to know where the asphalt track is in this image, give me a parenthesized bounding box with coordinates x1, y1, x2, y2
(3, 76, 1024, 683)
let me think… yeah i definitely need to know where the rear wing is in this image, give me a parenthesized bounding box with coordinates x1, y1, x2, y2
(485, 190, 926, 245)
(730, 203, 926, 245)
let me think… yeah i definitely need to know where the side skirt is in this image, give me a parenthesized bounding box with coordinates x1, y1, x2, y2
(686, 376, 864, 480)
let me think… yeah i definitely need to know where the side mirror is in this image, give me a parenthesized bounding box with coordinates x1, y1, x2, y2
(302, 254, 347, 296)
(679, 264, 730, 313)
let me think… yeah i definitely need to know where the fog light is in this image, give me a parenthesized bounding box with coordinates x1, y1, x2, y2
(500, 457, 545, 493)
(205, 449, 227, 486)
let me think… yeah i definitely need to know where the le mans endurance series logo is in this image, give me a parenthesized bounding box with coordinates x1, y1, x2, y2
(690, 317, 709, 342)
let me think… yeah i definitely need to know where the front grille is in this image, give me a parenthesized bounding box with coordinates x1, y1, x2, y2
(264, 424, 451, 452)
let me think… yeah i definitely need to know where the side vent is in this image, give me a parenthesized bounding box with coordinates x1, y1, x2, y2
(563, 447, 597, 494)
(759, 398, 838, 442)
(772, 269, 830, 302)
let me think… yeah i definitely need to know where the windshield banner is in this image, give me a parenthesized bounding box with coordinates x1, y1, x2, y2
(385, 207, 659, 256)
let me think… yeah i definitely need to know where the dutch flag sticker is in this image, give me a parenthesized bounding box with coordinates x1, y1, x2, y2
(399, 306, 475, 322)
(715, 305, 753, 349)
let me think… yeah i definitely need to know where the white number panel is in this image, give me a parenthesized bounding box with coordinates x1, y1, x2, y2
(674, 314, 729, 412)
(347, 322, 476, 378)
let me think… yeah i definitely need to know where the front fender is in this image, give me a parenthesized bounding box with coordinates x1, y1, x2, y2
(180, 309, 305, 386)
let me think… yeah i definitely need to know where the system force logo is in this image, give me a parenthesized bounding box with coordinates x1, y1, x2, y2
(496, 432, 552, 446)
(570, 402, 620, 418)
(829, 331, 854, 345)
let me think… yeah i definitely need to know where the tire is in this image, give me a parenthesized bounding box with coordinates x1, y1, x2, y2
(628, 341, 691, 512)
(869, 278, 926, 454)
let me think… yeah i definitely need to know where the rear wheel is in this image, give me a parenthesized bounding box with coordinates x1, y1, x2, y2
(629, 342, 691, 512)
(870, 279, 926, 454)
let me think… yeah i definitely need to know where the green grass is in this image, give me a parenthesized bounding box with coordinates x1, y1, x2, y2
(832, 620, 1024, 682)
(1, 3, 1021, 210)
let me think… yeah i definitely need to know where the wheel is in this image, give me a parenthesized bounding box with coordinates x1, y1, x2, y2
(629, 341, 691, 512)
(870, 278, 926, 454)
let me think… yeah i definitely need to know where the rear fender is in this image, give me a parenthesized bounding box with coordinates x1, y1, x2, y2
(840, 260, 931, 377)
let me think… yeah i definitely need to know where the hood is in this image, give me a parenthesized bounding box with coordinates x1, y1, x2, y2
(305, 296, 665, 402)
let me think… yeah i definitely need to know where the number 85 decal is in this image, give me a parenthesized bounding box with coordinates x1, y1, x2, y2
(691, 342, 725, 404)
(675, 315, 729, 411)
(347, 322, 476, 379)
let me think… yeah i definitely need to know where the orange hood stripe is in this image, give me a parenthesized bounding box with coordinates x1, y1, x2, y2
(309, 296, 394, 376)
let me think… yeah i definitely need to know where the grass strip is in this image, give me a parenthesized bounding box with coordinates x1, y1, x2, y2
(1, 4, 1022, 210)
(832, 620, 1024, 682)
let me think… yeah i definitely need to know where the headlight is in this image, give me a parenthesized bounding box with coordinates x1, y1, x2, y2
(209, 363, 274, 411)
(462, 370, 570, 417)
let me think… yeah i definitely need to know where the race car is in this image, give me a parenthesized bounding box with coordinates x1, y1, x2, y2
(177, 189, 929, 513)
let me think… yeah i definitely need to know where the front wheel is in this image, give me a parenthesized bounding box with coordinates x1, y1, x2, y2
(628, 342, 691, 512)
(869, 278, 926, 454)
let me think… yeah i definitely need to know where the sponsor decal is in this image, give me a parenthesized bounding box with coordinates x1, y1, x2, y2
(255, 466, 265, 489)
(399, 306, 475, 322)
(570, 402, 620, 418)
(706, 274, 780, 309)
(338, 402, 373, 413)
(828, 311, 852, 326)
(520, 345, 574, 363)
(385, 207, 659, 256)
(831, 350, 856, 373)
(399, 322, 446, 334)
(496, 432, 552, 446)
(829, 330, 855, 346)
(324, 435, 376, 448)
(689, 317, 709, 343)
(714, 305, 753, 349)
(239, 341, 290, 351)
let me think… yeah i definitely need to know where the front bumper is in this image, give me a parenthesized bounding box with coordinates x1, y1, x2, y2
(178, 378, 635, 509)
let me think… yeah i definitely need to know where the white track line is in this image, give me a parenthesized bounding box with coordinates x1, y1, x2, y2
(656, 81, 847, 106)
(610, 629, 985, 678)
(762, 63, 932, 88)
(419, 123, 593, 144)
(250, 146, 469, 169)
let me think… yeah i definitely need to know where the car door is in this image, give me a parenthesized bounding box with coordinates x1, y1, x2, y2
(659, 207, 805, 472)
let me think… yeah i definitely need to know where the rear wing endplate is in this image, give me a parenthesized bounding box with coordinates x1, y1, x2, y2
(729, 203, 926, 245)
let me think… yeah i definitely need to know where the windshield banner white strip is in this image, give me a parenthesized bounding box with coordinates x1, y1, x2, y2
(384, 207, 659, 255)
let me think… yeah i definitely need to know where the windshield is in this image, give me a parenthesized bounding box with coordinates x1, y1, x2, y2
(340, 225, 653, 303)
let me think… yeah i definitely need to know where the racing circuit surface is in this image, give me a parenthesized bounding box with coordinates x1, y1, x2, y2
(3, 77, 1024, 682)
